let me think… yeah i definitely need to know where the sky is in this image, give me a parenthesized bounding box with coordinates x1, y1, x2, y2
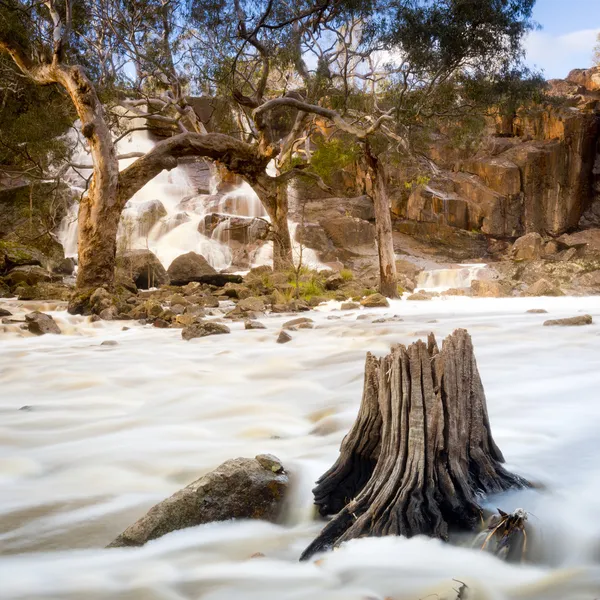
(525, 0, 600, 79)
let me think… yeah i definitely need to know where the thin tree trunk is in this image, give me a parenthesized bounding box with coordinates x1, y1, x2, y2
(366, 150, 398, 298)
(301, 329, 529, 561)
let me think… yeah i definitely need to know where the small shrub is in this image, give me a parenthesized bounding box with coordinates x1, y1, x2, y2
(340, 268, 354, 281)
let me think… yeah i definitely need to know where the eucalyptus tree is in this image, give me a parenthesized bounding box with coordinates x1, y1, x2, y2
(0, 0, 339, 289)
(254, 0, 539, 297)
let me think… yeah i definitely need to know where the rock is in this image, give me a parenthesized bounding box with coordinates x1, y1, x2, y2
(340, 301, 360, 310)
(0, 308, 12, 316)
(471, 280, 510, 298)
(543, 315, 593, 327)
(237, 296, 266, 313)
(89, 287, 114, 315)
(99, 307, 118, 321)
(197, 273, 243, 287)
(245, 320, 266, 330)
(182, 321, 231, 340)
(121, 199, 167, 238)
(558, 229, 600, 257)
(0, 240, 45, 271)
(5, 265, 54, 287)
(276, 330, 292, 344)
(153, 318, 170, 328)
(407, 291, 433, 301)
(119, 249, 169, 289)
(325, 273, 345, 291)
(52, 257, 76, 276)
(320, 216, 376, 254)
(167, 252, 217, 285)
(360, 293, 390, 308)
(525, 278, 564, 297)
(283, 317, 314, 330)
(101, 340, 118, 346)
(441, 287, 471, 296)
(25, 311, 61, 335)
(511, 233, 544, 261)
(170, 304, 186, 315)
(526, 309, 548, 314)
(107, 455, 288, 548)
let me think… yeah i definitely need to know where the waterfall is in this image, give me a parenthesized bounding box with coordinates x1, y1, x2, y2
(416, 264, 491, 292)
(55, 123, 329, 273)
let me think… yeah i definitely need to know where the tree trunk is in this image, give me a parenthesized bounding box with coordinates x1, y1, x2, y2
(254, 175, 293, 271)
(301, 329, 529, 561)
(53, 67, 120, 290)
(366, 151, 398, 298)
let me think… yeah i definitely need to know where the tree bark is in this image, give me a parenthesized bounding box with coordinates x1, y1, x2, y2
(301, 329, 529, 561)
(254, 175, 293, 271)
(366, 150, 398, 298)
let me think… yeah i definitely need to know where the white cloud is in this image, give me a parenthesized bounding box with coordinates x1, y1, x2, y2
(525, 28, 600, 79)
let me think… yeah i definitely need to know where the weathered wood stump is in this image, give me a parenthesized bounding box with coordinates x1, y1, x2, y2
(301, 329, 529, 560)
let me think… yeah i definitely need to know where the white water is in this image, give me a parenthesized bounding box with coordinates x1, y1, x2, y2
(416, 263, 492, 292)
(2, 296, 600, 599)
(56, 125, 326, 272)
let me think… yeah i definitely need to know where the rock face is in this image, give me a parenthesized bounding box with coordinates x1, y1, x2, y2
(108, 455, 288, 548)
(25, 311, 61, 335)
(167, 252, 217, 285)
(388, 71, 600, 248)
(199, 213, 269, 269)
(119, 250, 169, 289)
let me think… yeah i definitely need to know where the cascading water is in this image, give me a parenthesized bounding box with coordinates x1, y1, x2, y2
(56, 124, 327, 272)
(416, 263, 492, 292)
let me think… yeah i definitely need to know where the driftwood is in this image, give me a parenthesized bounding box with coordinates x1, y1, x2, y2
(301, 329, 529, 561)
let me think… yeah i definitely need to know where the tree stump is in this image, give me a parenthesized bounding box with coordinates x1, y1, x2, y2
(301, 329, 529, 561)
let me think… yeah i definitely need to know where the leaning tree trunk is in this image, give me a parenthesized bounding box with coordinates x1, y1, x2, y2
(366, 151, 399, 298)
(301, 329, 529, 561)
(254, 176, 293, 271)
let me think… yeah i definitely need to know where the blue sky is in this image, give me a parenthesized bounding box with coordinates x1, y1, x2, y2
(525, 0, 600, 78)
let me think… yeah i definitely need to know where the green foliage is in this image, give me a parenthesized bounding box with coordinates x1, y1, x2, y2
(404, 175, 431, 190)
(340, 269, 354, 282)
(310, 137, 361, 184)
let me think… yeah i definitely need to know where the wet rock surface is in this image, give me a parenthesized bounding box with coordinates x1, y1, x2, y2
(108, 455, 288, 548)
(25, 311, 61, 335)
(182, 321, 231, 340)
(543, 315, 593, 327)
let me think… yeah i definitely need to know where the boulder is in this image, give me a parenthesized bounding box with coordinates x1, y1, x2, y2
(558, 229, 600, 257)
(167, 251, 216, 285)
(4, 265, 54, 287)
(360, 293, 390, 308)
(0, 308, 11, 316)
(25, 311, 61, 335)
(341, 302, 360, 310)
(525, 278, 564, 297)
(325, 273, 345, 291)
(182, 321, 230, 340)
(237, 296, 266, 313)
(108, 455, 288, 548)
(244, 320, 266, 330)
(52, 257, 76, 276)
(276, 330, 292, 344)
(543, 315, 593, 327)
(407, 291, 433, 301)
(283, 317, 314, 330)
(471, 280, 511, 298)
(320, 216, 376, 253)
(197, 273, 243, 287)
(119, 250, 169, 289)
(511, 233, 544, 261)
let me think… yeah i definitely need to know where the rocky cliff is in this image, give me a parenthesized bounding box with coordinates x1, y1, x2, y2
(398, 68, 600, 242)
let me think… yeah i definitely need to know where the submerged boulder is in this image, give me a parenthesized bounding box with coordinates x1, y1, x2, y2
(107, 454, 288, 548)
(167, 252, 216, 285)
(119, 250, 169, 289)
(543, 315, 593, 327)
(25, 311, 61, 335)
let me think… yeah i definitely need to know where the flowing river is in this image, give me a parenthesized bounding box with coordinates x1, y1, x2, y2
(1, 296, 600, 599)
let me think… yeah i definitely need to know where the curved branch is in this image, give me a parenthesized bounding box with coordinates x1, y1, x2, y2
(117, 132, 269, 207)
